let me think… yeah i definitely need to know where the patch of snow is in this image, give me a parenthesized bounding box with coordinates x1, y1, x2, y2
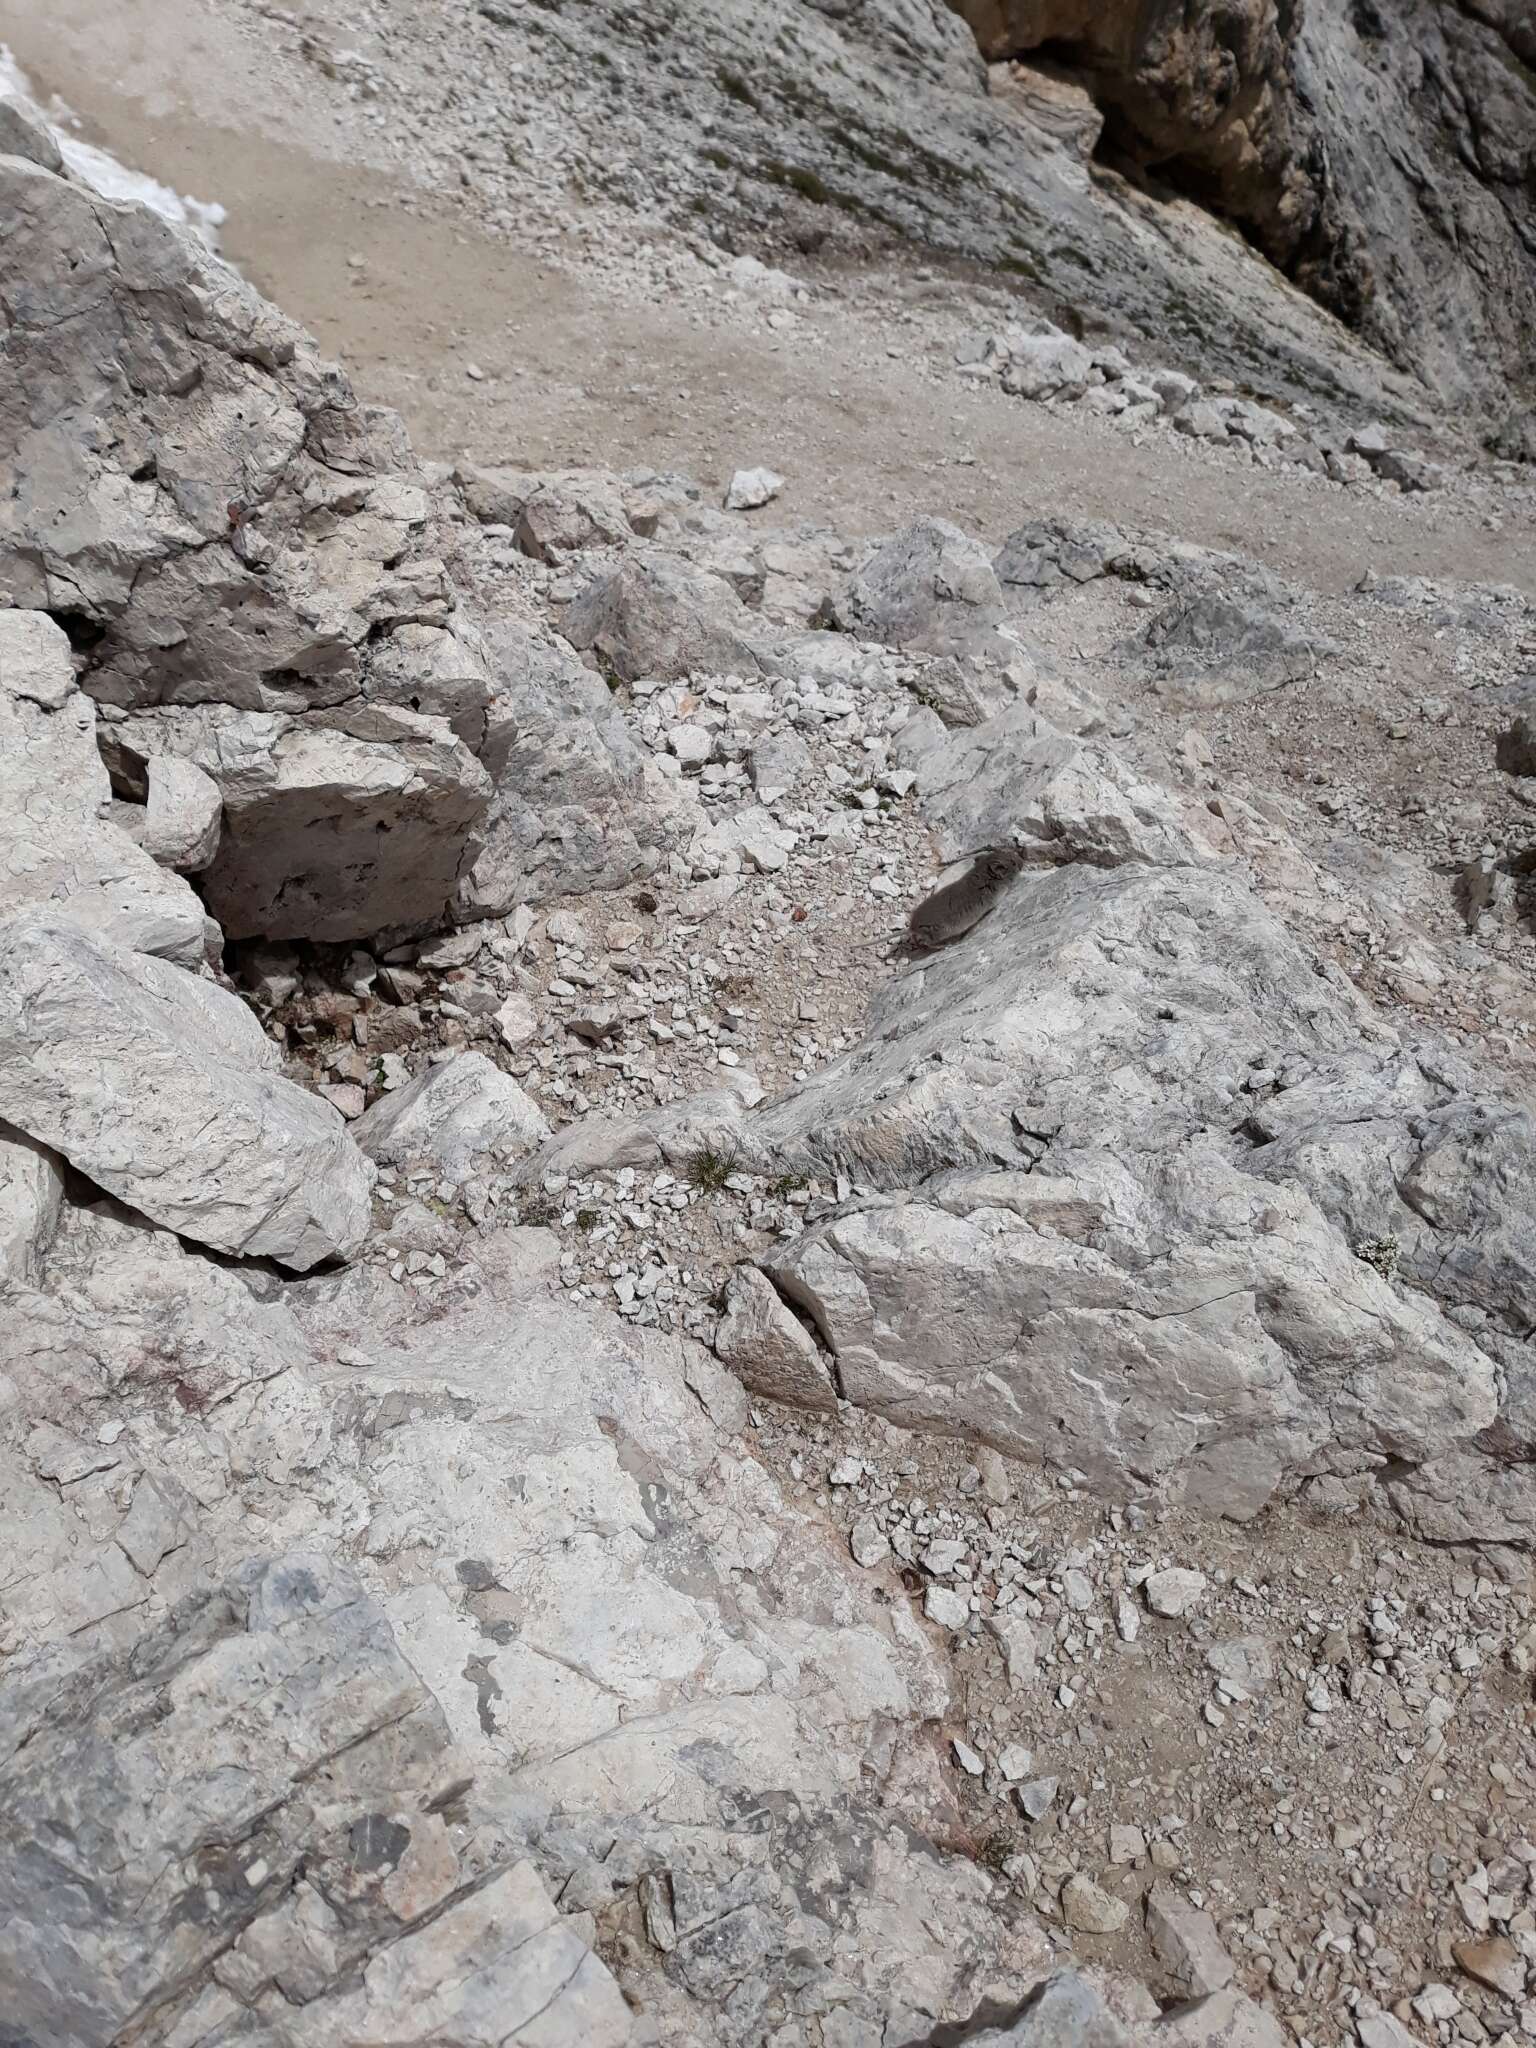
(0, 43, 226, 247)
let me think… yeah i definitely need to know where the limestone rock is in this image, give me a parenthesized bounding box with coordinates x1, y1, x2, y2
(918, 712, 1205, 870)
(0, 156, 494, 943)
(0, 609, 211, 967)
(1130, 594, 1331, 711)
(562, 552, 766, 682)
(841, 517, 1022, 665)
(948, 0, 1535, 421)
(110, 701, 493, 943)
(1144, 1570, 1207, 1619)
(0, 1550, 635, 2048)
(1000, 331, 1097, 400)
(138, 753, 223, 873)
(724, 466, 785, 511)
(0, 910, 371, 1271)
(1205, 1637, 1275, 1699)
(716, 1264, 839, 1411)
(1060, 1872, 1129, 1934)
(0, 1124, 65, 1288)
(752, 848, 1510, 1524)
(1146, 1882, 1235, 1994)
(354, 1051, 552, 1178)
(1156, 1987, 1290, 2048)
(455, 620, 673, 917)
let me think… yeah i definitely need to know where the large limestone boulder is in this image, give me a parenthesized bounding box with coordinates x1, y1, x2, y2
(0, 154, 492, 941)
(764, 1159, 1494, 1519)
(0, 609, 211, 965)
(917, 710, 1210, 870)
(104, 700, 492, 941)
(840, 517, 1024, 666)
(0, 1551, 636, 2048)
(0, 910, 372, 1270)
(455, 620, 677, 917)
(354, 1052, 551, 1180)
(0, 1208, 1051, 2043)
(562, 552, 767, 682)
(747, 831, 1528, 1528)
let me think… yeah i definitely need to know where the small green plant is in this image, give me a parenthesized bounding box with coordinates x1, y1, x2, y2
(519, 1187, 562, 1228)
(1353, 1233, 1400, 1278)
(767, 1172, 807, 1202)
(575, 1208, 599, 1233)
(684, 1143, 740, 1195)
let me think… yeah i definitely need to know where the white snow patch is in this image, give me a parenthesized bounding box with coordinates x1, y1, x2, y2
(1, 44, 226, 247)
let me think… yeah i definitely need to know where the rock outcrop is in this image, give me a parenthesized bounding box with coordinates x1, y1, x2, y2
(0, 609, 213, 966)
(0, 1551, 635, 2048)
(944, 0, 1536, 431)
(0, 152, 680, 944)
(0, 909, 372, 1271)
(741, 699, 1536, 1534)
(452, 0, 1433, 428)
(0, 1201, 1052, 2044)
(3, 60, 1535, 2048)
(0, 152, 499, 941)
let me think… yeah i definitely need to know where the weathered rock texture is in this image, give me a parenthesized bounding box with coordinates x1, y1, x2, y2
(746, 712, 1536, 1535)
(0, 911, 372, 1271)
(458, 0, 1435, 427)
(945, 0, 1536, 430)
(0, 152, 502, 940)
(0, 1552, 635, 2048)
(0, 1205, 1052, 2044)
(0, 609, 212, 966)
(0, 154, 682, 945)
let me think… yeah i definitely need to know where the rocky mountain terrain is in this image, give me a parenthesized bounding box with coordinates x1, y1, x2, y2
(1, 6, 1535, 2048)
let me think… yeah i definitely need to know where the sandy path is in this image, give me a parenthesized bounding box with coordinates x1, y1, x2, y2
(5, 0, 1533, 597)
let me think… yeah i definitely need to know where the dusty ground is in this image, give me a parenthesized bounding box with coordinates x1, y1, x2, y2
(5, 0, 1536, 599)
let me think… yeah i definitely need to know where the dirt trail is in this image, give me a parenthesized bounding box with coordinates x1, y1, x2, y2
(4, 0, 1533, 596)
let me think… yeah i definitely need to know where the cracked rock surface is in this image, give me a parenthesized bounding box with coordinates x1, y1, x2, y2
(2, 40, 1536, 2048)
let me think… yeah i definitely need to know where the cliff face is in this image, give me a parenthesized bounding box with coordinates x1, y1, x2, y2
(945, 0, 1536, 436)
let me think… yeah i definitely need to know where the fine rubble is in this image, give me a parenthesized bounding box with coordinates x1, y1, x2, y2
(2, 49, 1536, 2048)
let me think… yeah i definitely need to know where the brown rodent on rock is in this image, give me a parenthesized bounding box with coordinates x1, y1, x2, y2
(907, 845, 1026, 950)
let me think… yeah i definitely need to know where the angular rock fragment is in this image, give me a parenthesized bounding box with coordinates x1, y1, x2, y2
(137, 753, 223, 873)
(562, 553, 765, 682)
(715, 1264, 839, 1411)
(0, 910, 371, 1270)
(354, 1051, 551, 1179)
(841, 517, 1023, 665)
(455, 621, 673, 918)
(0, 1123, 65, 1288)
(1146, 1881, 1235, 1994)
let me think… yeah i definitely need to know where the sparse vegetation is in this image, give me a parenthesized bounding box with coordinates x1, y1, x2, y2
(1353, 1233, 1401, 1277)
(684, 1142, 741, 1195)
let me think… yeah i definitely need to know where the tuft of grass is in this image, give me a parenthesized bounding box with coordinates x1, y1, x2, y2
(684, 1143, 741, 1195)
